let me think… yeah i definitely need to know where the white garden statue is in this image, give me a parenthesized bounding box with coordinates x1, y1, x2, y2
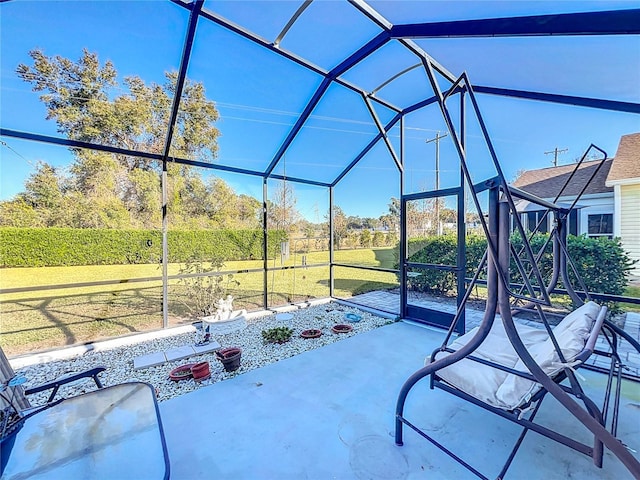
(214, 295, 235, 321)
(197, 295, 247, 345)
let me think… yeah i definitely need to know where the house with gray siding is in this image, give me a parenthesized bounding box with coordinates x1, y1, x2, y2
(512, 132, 640, 275)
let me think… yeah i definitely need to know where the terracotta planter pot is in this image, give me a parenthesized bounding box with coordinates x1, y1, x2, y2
(216, 347, 242, 372)
(300, 329, 322, 339)
(191, 361, 211, 381)
(169, 363, 195, 382)
(332, 324, 353, 334)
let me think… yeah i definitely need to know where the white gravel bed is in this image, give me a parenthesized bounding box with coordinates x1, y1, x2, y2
(16, 303, 395, 405)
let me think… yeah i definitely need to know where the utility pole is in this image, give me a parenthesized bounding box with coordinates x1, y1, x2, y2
(545, 147, 568, 167)
(426, 131, 447, 235)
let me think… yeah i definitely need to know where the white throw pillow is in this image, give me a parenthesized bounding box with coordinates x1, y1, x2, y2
(552, 301, 600, 338)
(495, 312, 594, 410)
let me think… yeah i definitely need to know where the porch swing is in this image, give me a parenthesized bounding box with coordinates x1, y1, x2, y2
(394, 144, 640, 479)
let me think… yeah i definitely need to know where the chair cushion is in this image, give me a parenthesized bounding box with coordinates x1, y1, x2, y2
(429, 304, 599, 411)
(430, 320, 549, 409)
(495, 306, 597, 409)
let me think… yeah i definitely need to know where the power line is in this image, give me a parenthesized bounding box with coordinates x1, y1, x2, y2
(0, 140, 34, 167)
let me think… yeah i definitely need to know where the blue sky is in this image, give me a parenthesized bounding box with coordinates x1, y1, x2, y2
(1, 0, 639, 220)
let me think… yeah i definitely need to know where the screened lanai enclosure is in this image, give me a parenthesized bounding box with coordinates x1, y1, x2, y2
(2, 0, 640, 478)
(2, 0, 639, 352)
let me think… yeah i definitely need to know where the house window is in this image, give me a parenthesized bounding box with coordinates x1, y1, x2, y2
(568, 210, 578, 236)
(525, 210, 548, 234)
(514, 209, 578, 236)
(587, 213, 613, 239)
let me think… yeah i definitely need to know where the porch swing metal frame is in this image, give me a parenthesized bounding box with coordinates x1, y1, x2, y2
(394, 58, 640, 479)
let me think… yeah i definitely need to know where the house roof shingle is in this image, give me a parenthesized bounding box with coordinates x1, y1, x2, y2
(512, 158, 613, 199)
(606, 132, 640, 183)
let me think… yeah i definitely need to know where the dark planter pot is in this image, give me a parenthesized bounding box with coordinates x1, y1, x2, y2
(332, 324, 353, 334)
(191, 361, 211, 381)
(216, 347, 242, 372)
(300, 329, 322, 339)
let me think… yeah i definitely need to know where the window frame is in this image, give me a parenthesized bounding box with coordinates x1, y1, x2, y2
(586, 212, 614, 239)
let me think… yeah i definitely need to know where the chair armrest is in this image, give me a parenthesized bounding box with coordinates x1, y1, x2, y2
(24, 366, 107, 404)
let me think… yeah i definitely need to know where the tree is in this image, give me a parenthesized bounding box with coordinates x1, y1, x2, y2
(405, 198, 433, 237)
(362, 217, 379, 230)
(347, 215, 362, 230)
(17, 49, 219, 160)
(10, 48, 256, 229)
(205, 177, 240, 227)
(372, 231, 385, 247)
(388, 197, 400, 217)
(236, 195, 262, 229)
(379, 213, 396, 232)
(327, 205, 348, 249)
(380, 198, 400, 233)
(359, 229, 372, 248)
(268, 180, 300, 235)
(0, 199, 41, 227)
(22, 161, 65, 210)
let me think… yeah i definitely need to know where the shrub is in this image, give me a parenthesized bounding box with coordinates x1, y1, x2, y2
(510, 233, 634, 300)
(0, 227, 287, 267)
(176, 257, 240, 318)
(359, 230, 372, 248)
(398, 233, 633, 299)
(403, 235, 486, 295)
(406, 235, 458, 294)
(261, 327, 294, 344)
(565, 235, 634, 296)
(385, 231, 398, 247)
(509, 232, 555, 289)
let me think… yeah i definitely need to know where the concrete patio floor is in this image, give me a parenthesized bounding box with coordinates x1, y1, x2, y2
(159, 321, 640, 480)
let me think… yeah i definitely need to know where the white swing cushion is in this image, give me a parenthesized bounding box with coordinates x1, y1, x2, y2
(431, 301, 599, 410)
(551, 301, 600, 338)
(431, 321, 549, 409)
(495, 302, 599, 409)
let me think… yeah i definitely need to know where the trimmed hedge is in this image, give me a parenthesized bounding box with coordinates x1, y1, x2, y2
(404, 235, 486, 294)
(0, 228, 287, 267)
(565, 234, 634, 296)
(403, 233, 633, 297)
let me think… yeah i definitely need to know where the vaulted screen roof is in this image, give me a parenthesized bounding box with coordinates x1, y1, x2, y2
(1, 0, 639, 191)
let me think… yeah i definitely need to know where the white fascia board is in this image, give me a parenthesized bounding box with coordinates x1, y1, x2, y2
(605, 177, 640, 187)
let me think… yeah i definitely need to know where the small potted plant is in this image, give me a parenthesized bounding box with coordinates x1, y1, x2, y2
(332, 324, 353, 334)
(169, 363, 195, 382)
(216, 347, 242, 372)
(262, 327, 294, 344)
(300, 329, 322, 339)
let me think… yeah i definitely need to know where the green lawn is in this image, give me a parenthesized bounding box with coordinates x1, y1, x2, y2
(0, 248, 398, 356)
(621, 285, 640, 313)
(4, 246, 635, 357)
